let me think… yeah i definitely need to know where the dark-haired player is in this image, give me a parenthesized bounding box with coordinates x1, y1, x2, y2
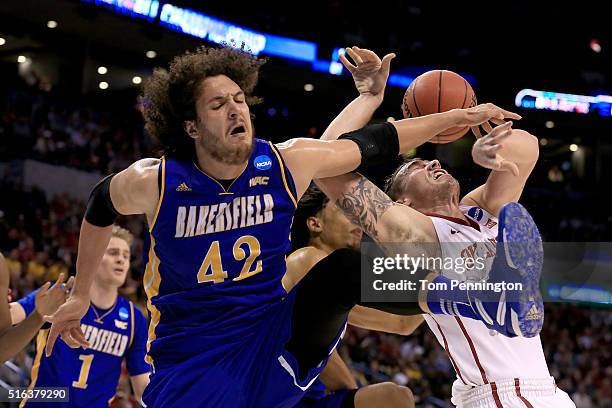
(287, 186, 420, 408)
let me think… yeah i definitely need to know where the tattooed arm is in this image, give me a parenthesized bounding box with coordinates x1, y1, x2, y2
(315, 173, 437, 244)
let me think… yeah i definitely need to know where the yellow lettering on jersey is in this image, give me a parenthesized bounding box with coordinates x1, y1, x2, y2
(195, 205, 209, 236)
(174, 195, 276, 237)
(223, 203, 233, 230)
(73, 355, 94, 389)
(249, 176, 269, 187)
(246, 196, 255, 227)
(232, 197, 241, 231)
(197, 241, 228, 284)
(263, 194, 274, 223)
(185, 206, 197, 237)
(240, 197, 247, 228)
(175, 206, 186, 237)
(206, 204, 218, 234)
(232, 236, 263, 281)
(216, 203, 228, 232)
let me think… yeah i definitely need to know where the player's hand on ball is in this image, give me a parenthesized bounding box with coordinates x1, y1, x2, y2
(45, 293, 90, 356)
(34, 273, 74, 318)
(340, 46, 395, 97)
(457, 103, 521, 136)
(471, 121, 519, 176)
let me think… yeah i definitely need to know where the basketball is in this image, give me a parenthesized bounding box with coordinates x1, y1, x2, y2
(402, 70, 477, 144)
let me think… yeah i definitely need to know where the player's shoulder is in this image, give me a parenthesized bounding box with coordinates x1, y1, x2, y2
(460, 205, 498, 230)
(287, 246, 328, 270)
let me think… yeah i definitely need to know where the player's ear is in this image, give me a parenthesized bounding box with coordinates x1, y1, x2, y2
(396, 197, 412, 207)
(306, 216, 322, 233)
(184, 121, 199, 140)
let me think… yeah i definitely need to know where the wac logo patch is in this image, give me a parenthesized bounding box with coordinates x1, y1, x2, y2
(114, 320, 128, 330)
(249, 176, 269, 187)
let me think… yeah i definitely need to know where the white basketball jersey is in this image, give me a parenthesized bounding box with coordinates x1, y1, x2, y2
(423, 205, 551, 394)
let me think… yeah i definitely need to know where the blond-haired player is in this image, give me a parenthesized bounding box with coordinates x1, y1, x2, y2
(11, 226, 150, 407)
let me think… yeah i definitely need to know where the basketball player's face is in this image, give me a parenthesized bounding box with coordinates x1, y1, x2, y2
(96, 237, 131, 288)
(399, 160, 460, 208)
(193, 75, 254, 165)
(316, 203, 363, 250)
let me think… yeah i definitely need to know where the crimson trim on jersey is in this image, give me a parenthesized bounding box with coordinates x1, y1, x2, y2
(424, 212, 481, 231)
(490, 382, 504, 408)
(454, 317, 489, 384)
(432, 317, 469, 385)
(514, 378, 535, 408)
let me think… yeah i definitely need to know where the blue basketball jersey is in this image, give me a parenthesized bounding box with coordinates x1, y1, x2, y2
(144, 139, 298, 370)
(17, 292, 150, 407)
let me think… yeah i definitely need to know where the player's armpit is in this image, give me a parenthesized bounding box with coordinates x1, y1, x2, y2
(315, 173, 436, 244)
(462, 129, 539, 216)
(109, 158, 160, 220)
(282, 246, 328, 293)
(348, 305, 424, 335)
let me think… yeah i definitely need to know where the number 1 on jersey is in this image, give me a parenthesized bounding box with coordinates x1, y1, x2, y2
(72, 354, 94, 389)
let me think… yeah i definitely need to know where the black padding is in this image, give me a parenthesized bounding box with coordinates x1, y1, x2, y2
(339, 122, 400, 172)
(84, 174, 120, 227)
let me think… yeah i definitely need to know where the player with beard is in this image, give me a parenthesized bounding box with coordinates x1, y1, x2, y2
(312, 55, 570, 406)
(44, 45, 523, 408)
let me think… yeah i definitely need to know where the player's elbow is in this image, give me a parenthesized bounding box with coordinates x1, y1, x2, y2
(375, 383, 415, 408)
(394, 317, 420, 335)
(512, 129, 539, 162)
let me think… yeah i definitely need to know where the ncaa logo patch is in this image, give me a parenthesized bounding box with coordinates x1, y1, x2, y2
(118, 307, 129, 321)
(467, 207, 484, 221)
(254, 155, 273, 171)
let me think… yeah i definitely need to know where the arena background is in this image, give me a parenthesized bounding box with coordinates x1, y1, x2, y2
(0, 1, 610, 407)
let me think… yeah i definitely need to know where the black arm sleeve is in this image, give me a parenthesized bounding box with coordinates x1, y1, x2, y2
(338, 122, 400, 173)
(84, 174, 120, 227)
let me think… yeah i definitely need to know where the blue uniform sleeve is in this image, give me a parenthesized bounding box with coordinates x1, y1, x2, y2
(17, 289, 39, 316)
(126, 305, 152, 376)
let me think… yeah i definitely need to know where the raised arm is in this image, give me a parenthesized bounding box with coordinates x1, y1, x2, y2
(462, 124, 539, 216)
(281, 106, 521, 199)
(45, 158, 159, 356)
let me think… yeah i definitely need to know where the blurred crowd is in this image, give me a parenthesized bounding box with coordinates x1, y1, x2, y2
(1, 86, 610, 408)
(0, 88, 149, 174)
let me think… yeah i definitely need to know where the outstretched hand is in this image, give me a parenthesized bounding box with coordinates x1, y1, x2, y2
(34, 273, 74, 318)
(340, 46, 396, 97)
(471, 121, 519, 176)
(455, 103, 522, 137)
(44, 293, 90, 357)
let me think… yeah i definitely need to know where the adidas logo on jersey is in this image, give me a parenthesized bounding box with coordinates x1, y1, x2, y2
(451, 229, 461, 234)
(176, 182, 192, 192)
(525, 304, 542, 320)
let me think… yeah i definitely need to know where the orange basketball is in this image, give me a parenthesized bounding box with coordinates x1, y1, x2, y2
(402, 70, 477, 144)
